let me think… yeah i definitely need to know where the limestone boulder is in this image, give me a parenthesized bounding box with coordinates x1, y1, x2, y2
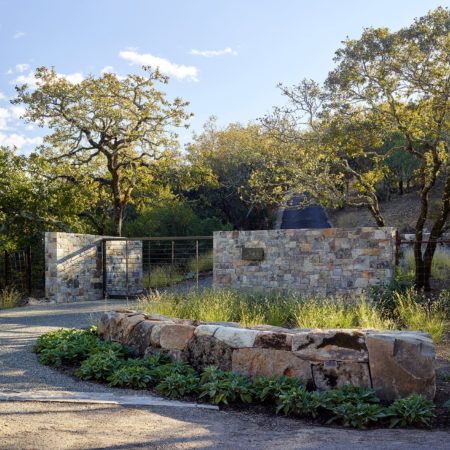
(214, 326, 258, 348)
(159, 324, 196, 350)
(366, 331, 436, 402)
(311, 361, 371, 390)
(186, 335, 233, 371)
(108, 312, 128, 341)
(292, 329, 368, 362)
(232, 348, 313, 386)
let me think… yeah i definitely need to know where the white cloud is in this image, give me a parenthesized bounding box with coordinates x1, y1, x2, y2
(15, 63, 30, 73)
(0, 108, 10, 130)
(189, 47, 237, 58)
(61, 72, 84, 84)
(0, 132, 42, 149)
(0, 92, 6, 101)
(13, 31, 26, 39)
(10, 105, 26, 119)
(119, 49, 198, 81)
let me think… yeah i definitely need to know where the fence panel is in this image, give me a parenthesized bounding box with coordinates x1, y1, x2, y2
(102, 236, 213, 298)
(0, 243, 45, 296)
(396, 237, 450, 290)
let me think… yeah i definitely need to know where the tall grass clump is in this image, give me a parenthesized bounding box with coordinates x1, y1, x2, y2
(144, 265, 184, 289)
(293, 296, 393, 330)
(138, 288, 448, 342)
(187, 251, 213, 274)
(404, 248, 450, 282)
(393, 289, 448, 343)
(0, 287, 22, 309)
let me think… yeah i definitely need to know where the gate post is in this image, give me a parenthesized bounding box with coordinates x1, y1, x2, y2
(102, 239, 107, 299)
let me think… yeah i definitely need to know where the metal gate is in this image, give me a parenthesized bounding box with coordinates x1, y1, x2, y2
(102, 236, 213, 298)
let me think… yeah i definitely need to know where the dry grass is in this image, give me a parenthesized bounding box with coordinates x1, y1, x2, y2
(0, 287, 22, 309)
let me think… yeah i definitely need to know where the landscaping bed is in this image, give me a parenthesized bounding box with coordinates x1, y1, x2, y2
(33, 325, 448, 429)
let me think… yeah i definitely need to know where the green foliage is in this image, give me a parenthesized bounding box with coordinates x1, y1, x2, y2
(386, 394, 435, 428)
(393, 289, 448, 343)
(140, 288, 448, 342)
(144, 266, 185, 289)
(108, 364, 155, 389)
(0, 287, 22, 309)
(76, 350, 123, 381)
(156, 373, 200, 398)
(328, 402, 387, 429)
(198, 366, 254, 405)
(252, 375, 304, 402)
(275, 387, 323, 418)
(34, 328, 439, 429)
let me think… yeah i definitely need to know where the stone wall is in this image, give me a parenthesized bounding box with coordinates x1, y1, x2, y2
(214, 227, 397, 294)
(45, 232, 143, 302)
(98, 310, 436, 402)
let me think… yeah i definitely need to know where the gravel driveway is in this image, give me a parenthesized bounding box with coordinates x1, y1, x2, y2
(0, 300, 449, 450)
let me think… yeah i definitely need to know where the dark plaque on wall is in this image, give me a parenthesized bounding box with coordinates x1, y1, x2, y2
(242, 247, 264, 261)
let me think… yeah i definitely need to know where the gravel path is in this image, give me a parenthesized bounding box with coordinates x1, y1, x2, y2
(0, 300, 449, 449)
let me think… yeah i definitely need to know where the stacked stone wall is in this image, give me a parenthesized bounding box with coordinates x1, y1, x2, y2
(45, 232, 143, 302)
(214, 227, 397, 294)
(99, 310, 436, 402)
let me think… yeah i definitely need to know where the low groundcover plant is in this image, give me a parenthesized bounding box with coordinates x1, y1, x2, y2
(33, 327, 436, 429)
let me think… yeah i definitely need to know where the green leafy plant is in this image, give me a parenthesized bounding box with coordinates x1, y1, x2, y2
(328, 402, 387, 428)
(0, 287, 22, 309)
(156, 373, 200, 398)
(198, 366, 253, 405)
(320, 385, 380, 408)
(386, 394, 435, 428)
(252, 375, 304, 402)
(75, 350, 123, 381)
(275, 387, 323, 418)
(151, 362, 197, 383)
(108, 364, 155, 389)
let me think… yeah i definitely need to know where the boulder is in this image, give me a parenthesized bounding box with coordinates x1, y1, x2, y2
(366, 331, 436, 402)
(97, 311, 116, 339)
(186, 335, 233, 371)
(159, 324, 196, 350)
(292, 329, 368, 362)
(108, 312, 128, 341)
(127, 320, 161, 356)
(232, 348, 313, 386)
(117, 314, 146, 343)
(214, 326, 258, 348)
(311, 361, 371, 390)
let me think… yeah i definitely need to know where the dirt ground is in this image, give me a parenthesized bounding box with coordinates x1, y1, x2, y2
(2, 400, 450, 450)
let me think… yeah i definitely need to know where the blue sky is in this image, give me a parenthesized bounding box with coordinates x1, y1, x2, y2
(1, 0, 449, 153)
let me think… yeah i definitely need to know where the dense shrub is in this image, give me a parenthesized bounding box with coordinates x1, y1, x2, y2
(34, 328, 438, 429)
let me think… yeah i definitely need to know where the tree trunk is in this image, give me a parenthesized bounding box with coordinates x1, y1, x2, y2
(399, 179, 404, 195)
(113, 201, 123, 236)
(417, 175, 450, 290)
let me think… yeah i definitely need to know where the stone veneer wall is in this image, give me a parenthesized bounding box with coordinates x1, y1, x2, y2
(45, 232, 143, 302)
(214, 227, 397, 294)
(99, 310, 436, 402)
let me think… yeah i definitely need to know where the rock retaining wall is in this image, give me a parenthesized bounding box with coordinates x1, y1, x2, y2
(214, 228, 397, 294)
(98, 310, 436, 402)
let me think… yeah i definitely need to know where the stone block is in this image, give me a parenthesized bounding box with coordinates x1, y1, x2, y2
(127, 320, 161, 355)
(159, 324, 196, 350)
(214, 326, 258, 348)
(366, 331, 436, 402)
(186, 335, 233, 371)
(232, 348, 313, 385)
(254, 331, 293, 350)
(292, 330, 368, 362)
(311, 361, 371, 390)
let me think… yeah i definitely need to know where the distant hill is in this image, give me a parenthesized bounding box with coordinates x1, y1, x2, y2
(327, 189, 447, 233)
